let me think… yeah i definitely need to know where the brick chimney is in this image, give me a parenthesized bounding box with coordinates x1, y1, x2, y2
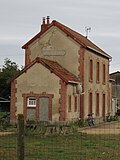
(41, 16, 50, 32)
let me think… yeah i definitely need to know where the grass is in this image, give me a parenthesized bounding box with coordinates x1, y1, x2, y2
(0, 112, 10, 117)
(0, 132, 120, 160)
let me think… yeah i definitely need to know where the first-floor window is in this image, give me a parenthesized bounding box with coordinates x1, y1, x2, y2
(96, 61, 100, 82)
(103, 64, 106, 83)
(27, 97, 36, 107)
(89, 59, 93, 82)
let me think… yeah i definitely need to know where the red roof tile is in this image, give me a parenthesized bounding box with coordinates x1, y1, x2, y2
(12, 57, 80, 83)
(22, 20, 111, 59)
(40, 58, 80, 83)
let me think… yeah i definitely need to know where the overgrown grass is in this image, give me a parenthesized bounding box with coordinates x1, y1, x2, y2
(0, 132, 120, 160)
(0, 112, 10, 117)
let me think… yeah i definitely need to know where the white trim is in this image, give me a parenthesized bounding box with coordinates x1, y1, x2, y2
(27, 97, 36, 107)
(68, 81, 80, 84)
(87, 46, 111, 59)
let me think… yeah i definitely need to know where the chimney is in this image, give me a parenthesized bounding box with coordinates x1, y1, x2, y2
(41, 16, 50, 32)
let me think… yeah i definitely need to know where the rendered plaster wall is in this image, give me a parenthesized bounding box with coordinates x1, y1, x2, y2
(84, 49, 110, 118)
(66, 84, 79, 121)
(29, 26, 80, 77)
(15, 63, 61, 121)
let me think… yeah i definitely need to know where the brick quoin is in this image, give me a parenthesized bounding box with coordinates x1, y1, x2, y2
(25, 47, 31, 67)
(59, 80, 67, 121)
(10, 80, 17, 123)
(78, 46, 85, 118)
(22, 92, 54, 121)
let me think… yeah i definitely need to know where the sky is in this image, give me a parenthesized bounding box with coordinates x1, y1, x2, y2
(0, 0, 120, 73)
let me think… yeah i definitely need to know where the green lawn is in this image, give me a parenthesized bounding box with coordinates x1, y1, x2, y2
(0, 133, 120, 160)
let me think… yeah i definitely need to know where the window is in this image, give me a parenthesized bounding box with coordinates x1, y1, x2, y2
(89, 59, 93, 82)
(103, 64, 106, 83)
(89, 92, 92, 113)
(96, 61, 100, 82)
(27, 97, 36, 107)
(68, 95, 71, 112)
(74, 96, 77, 112)
(96, 93, 99, 116)
(102, 94, 105, 117)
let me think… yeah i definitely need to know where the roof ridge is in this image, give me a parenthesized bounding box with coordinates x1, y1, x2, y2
(22, 18, 111, 59)
(53, 20, 109, 55)
(11, 57, 80, 83)
(53, 20, 86, 47)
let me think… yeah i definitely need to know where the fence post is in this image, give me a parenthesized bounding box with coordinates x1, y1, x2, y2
(17, 114, 25, 160)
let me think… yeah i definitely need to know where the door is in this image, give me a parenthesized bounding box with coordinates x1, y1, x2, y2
(39, 97, 49, 121)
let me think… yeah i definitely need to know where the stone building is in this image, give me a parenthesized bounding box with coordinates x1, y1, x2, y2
(110, 71, 120, 115)
(10, 17, 112, 123)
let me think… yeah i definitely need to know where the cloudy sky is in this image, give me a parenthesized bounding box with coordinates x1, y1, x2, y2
(0, 0, 120, 73)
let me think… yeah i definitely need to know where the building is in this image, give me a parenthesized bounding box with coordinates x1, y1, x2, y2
(110, 71, 120, 115)
(0, 97, 10, 112)
(10, 17, 112, 123)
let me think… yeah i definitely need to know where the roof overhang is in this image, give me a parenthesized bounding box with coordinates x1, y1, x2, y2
(68, 81, 81, 84)
(87, 46, 112, 59)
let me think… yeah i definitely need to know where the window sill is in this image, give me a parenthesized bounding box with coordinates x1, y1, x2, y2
(102, 82, 106, 85)
(89, 79, 93, 83)
(27, 106, 36, 108)
(96, 81, 100, 84)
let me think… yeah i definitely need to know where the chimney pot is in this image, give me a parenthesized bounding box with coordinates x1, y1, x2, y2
(47, 16, 50, 24)
(42, 17, 45, 24)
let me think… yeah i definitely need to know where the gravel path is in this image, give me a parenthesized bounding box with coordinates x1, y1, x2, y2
(80, 121, 120, 134)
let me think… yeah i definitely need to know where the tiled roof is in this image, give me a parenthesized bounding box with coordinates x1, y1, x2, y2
(12, 57, 80, 83)
(22, 20, 111, 59)
(40, 58, 80, 83)
(110, 71, 120, 75)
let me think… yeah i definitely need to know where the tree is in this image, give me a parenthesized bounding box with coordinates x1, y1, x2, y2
(0, 58, 20, 99)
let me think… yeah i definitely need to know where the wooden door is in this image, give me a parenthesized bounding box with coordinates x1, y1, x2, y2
(39, 97, 49, 121)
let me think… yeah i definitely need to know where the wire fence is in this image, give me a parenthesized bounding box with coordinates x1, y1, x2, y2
(0, 114, 120, 160)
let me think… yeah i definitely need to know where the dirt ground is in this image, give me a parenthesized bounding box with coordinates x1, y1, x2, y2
(0, 131, 15, 136)
(0, 121, 120, 135)
(80, 121, 120, 134)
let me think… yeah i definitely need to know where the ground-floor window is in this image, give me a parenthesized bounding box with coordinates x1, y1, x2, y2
(23, 93, 53, 121)
(89, 92, 92, 114)
(27, 97, 36, 107)
(74, 96, 78, 112)
(102, 93, 106, 117)
(96, 93, 99, 116)
(68, 95, 71, 112)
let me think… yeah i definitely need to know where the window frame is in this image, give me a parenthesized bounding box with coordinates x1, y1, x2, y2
(27, 97, 36, 107)
(96, 93, 99, 116)
(102, 93, 106, 117)
(89, 92, 92, 114)
(96, 61, 100, 83)
(68, 95, 72, 112)
(103, 63, 106, 84)
(74, 96, 78, 112)
(89, 59, 93, 82)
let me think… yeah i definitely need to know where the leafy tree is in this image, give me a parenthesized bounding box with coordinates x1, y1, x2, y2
(0, 58, 21, 99)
